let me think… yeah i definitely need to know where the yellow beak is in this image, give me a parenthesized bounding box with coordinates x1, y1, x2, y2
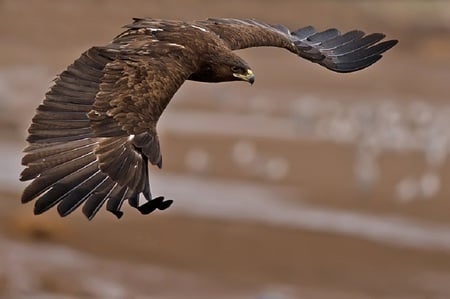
(233, 69, 255, 85)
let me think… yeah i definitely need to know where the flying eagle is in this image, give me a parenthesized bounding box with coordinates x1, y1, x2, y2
(20, 18, 397, 220)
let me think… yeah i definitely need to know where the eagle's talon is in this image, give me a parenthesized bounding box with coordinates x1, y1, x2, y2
(136, 196, 172, 214)
(152, 196, 165, 204)
(137, 201, 158, 215)
(157, 199, 173, 210)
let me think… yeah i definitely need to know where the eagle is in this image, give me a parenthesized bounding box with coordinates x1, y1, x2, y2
(20, 18, 397, 220)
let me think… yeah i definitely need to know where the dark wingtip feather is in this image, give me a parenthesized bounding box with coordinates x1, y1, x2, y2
(22, 195, 31, 204)
(33, 205, 44, 215)
(292, 25, 398, 73)
(22, 184, 40, 204)
(157, 157, 162, 168)
(34, 197, 53, 214)
(292, 26, 316, 39)
(19, 168, 33, 182)
(57, 204, 72, 217)
(379, 39, 399, 53)
(306, 28, 340, 44)
(330, 55, 383, 73)
(110, 210, 124, 219)
(329, 39, 398, 73)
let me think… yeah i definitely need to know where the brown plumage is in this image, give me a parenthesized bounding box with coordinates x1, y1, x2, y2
(20, 17, 398, 220)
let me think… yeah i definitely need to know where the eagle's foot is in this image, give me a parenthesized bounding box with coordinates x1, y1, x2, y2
(137, 196, 173, 215)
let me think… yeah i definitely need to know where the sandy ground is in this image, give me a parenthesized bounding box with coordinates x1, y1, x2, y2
(1, 1, 450, 298)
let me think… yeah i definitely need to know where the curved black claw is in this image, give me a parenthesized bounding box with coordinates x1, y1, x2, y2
(157, 199, 173, 210)
(137, 196, 173, 215)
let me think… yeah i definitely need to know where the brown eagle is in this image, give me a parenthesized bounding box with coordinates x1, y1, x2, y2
(20, 18, 397, 220)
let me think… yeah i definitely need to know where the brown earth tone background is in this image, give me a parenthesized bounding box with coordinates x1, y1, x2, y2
(1, 1, 450, 298)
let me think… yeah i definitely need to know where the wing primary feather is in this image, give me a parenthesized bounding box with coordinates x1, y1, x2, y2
(27, 129, 94, 143)
(292, 26, 316, 40)
(22, 152, 96, 203)
(21, 141, 95, 181)
(22, 139, 93, 165)
(317, 30, 365, 50)
(40, 99, 92, 112)
(56, 170, 107, 217)
(105, 184, 130, 218)
(305, 28, 340, 44)
(82, 179, 116, 219)
(328, 33, 386, 56)
(326, 55, 383, 73)
(58, 71, 100, 88)
(104, 184, 128, 212)
(334, 40, 398, 63)
(30, 118, 89, 130)
(33, 109, 87, 121)
(33, 160, 98, 214)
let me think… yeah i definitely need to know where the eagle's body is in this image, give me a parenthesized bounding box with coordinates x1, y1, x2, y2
(20, 18, 397, 219)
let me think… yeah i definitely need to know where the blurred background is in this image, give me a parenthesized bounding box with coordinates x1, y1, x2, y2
(1, 0, 450, 298)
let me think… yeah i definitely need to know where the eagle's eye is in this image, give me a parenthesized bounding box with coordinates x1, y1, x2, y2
(231, 66, 246, 74)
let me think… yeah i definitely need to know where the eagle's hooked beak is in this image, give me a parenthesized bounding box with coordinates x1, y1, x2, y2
(233, 69, 255, 85)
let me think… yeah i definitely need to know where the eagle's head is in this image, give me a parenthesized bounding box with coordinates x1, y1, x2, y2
(231, 65, 255, 85)
(189, 51, 255, 84)
(215, 54, 254, 84)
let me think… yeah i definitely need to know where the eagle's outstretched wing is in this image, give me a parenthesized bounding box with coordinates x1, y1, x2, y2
(198, 18, 398, 73)
(20, 17, 396, 220)
(20, 40, 193, 219)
